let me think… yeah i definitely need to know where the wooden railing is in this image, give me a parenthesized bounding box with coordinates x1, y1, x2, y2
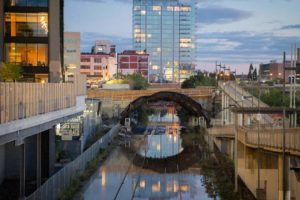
(87, 87, 213, 101)
(0, 77, 86, 124)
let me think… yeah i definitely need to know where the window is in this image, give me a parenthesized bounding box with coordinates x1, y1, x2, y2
(94, 58, 102, 63)
(6, 0, 48, 7)
(5, 13, 48, 37)
(81, 58, 90, 62)
(94, 66, 101, 70)
(152, 6, 161, 11)
(80, 65, 90, 69)
(5, 43, 48, 66)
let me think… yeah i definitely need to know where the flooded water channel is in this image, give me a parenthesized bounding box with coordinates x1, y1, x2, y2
(82, 102, 236, 200)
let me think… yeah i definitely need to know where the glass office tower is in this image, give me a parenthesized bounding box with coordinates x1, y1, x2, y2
(133, 0, 196, 83)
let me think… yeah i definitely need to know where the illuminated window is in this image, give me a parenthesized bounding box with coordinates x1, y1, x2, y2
(141, 10, 146, 15)
(152, 6, 161, 11)
(180, 6, 191, 12)
(5, 43, 48, 66)
(5, 12, 48, 37)
(152, 65, 160, 70)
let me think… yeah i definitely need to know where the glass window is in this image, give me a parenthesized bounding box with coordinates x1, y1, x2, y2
(5, 43, 48, 66)
(6, 0, 48, 7)
(5, 12, 48, 37)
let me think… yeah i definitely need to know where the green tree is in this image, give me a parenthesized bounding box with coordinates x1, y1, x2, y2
(125, 73, 148, 90)
(181, 72, 216, 89)
(0, 63, 22, 82)
(253, 68, 257, 81)
(247, 64, 254, 81)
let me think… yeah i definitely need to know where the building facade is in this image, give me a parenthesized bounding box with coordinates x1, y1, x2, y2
(64, 32, 81, 82)
(0, 0, 63, 83)
(117, 50, 149, 78)
(80, 53, 117, 84)
(91, 40, 116, 55)
(133, 0, 196, 83)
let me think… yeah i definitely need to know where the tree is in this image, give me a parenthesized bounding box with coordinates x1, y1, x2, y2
(181, 72, 216, 89)
(247, 64, 254, 81)
(125, 73, 148, 90)
(0, 63, 22, 82)
(253, 68, 257, 81)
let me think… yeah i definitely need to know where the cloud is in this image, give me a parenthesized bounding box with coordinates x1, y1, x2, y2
(197, 6, 252, 24)
(280, 24, 300, 30)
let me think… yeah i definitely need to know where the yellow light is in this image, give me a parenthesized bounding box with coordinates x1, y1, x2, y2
(152, 181, 161, 192)
(101, 168, 106, 187)
(139, 180, 146, 188)
(156, 144, 161, 151)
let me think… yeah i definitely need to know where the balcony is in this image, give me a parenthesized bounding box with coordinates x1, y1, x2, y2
(0, 76, 86, 144)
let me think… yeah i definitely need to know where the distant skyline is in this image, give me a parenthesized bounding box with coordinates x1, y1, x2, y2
(65, 0, 300, 73)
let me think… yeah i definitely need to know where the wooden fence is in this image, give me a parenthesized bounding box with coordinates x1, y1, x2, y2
(0, 78, 86, 124)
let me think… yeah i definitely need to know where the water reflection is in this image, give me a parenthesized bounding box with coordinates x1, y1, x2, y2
(83, 148, 219, 200)
(138, 109, 184, 159)
(83, 102, 221, 200)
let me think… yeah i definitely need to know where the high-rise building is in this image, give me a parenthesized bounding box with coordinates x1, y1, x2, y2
(117, 50, 149, 78)
(0, 0, 63, 83)
(133, 0, 196, 83)
(91, 40, 116, 54)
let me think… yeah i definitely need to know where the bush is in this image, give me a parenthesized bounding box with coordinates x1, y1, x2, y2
(182, 72, 216, 88)
(125, 73, 148, 90)
(0, 62, 22, 82)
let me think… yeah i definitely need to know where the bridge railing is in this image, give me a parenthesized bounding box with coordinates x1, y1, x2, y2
(26, 124, 120, 200)
(239, 126, 300, 154)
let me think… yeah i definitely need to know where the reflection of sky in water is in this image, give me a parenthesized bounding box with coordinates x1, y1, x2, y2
(139, 111, 183, 158)
(83, 149, 219, 200)
(139, 134, 183, 159)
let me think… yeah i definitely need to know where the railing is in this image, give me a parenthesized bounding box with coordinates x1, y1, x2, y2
(0, 76, 86, 124)
(87, 87, 213, 101)
(26, 124, 120, 200)
(238, 126, 300, 154)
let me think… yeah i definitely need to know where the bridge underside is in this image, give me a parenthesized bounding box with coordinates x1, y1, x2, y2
(120, 91, 211, 127)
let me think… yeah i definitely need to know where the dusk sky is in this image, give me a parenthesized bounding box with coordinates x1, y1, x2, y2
(65, 0, 300, 73)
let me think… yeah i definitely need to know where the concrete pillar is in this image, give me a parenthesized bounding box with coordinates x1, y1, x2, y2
(49, 128, 56, 176)
(36, 134, 41, 187)
(19, 143, 25, 199)
(0, 144, 5, 184)
(0, 0, 4, 63)
(49, 0, 62, 82)
(234, 112, 238, 192)
(278, 154, 290, 200)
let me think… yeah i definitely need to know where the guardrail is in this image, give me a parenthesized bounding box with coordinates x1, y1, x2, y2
(238, 126, 300, 154)
(26, 124, 120, 200)
(0, 76, 86, 124)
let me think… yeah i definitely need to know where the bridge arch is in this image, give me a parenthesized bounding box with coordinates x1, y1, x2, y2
(120, 91, 211, 127)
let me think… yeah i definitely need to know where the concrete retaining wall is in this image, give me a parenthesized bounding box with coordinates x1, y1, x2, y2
(102, 84, 130, 90)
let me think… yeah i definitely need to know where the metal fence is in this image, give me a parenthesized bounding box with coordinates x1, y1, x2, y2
(26, 124, 120, 200)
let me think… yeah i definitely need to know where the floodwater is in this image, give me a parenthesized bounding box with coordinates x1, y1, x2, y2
(82, 103, 220, 200)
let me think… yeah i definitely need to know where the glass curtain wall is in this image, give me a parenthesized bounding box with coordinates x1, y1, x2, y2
(133, 0, 196, 83)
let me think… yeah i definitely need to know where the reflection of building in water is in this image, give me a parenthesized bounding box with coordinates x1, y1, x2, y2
(134, 174, 198, 199)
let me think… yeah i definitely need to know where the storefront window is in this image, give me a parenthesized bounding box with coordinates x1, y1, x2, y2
(5, 43, 48, 66)
(6, 0, 48, 7)
(5, 12, 48, 37)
